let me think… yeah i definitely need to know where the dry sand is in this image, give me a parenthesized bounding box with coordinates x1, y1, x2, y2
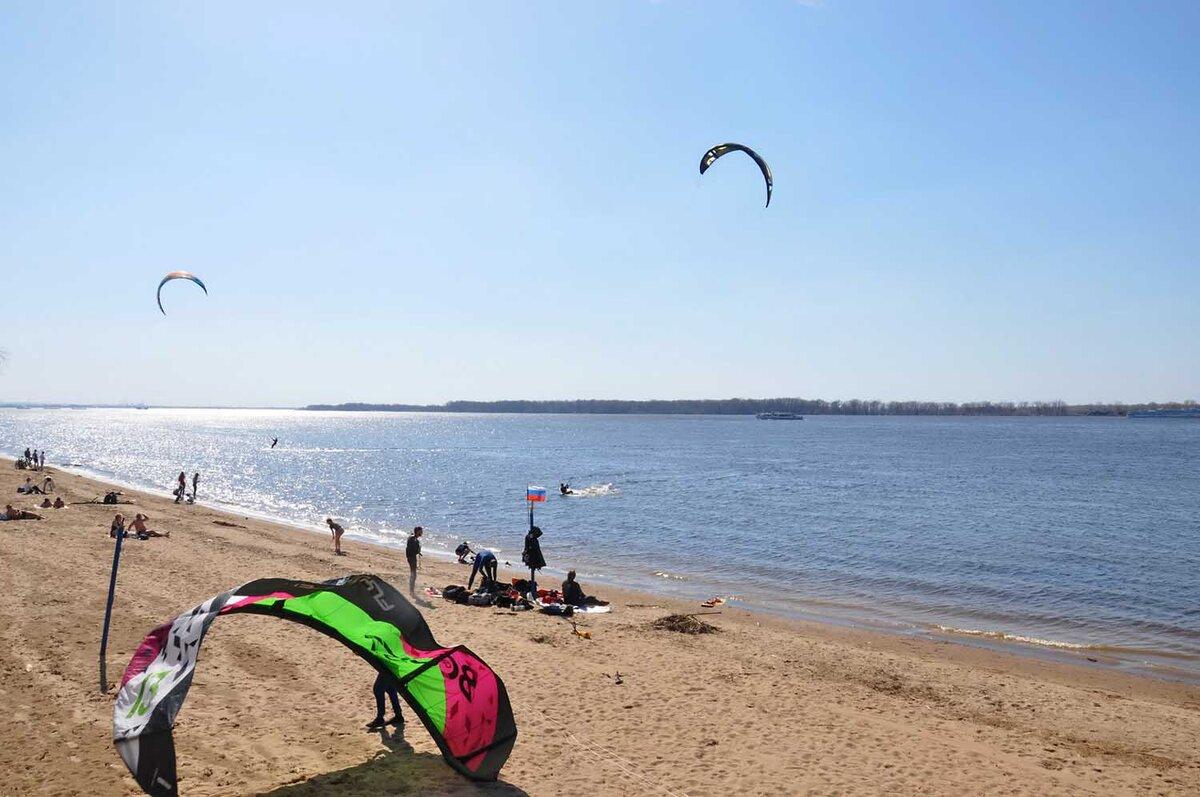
(1, 461, 1198, 796)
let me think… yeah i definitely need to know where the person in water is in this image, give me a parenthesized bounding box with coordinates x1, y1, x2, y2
(174, 472, 186, 503)
(559, 482, 573, 495)
(522, 526, 546, 588)
(455, 541, 475, 563)
(367, 672, 403, 729)
(562, 570, 608, 607)
(468, 549, 499, 590)
(190, 472, 199, 503)
(271, 437, 278, 449)
(326, 517, 346, 555)
(405, 526, 423, 597)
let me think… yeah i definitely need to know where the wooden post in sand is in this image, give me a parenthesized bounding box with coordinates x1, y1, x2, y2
(98, 528, 125, 693)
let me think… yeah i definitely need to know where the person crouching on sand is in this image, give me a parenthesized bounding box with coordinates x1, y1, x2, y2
(326, 517, 345, 556)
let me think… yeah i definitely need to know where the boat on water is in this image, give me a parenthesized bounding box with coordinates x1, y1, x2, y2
(1127, 408, 1200, 419)
(756, 412, 804, 420)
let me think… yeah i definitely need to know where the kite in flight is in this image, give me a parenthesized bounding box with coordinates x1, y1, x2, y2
(699, 143, 773, 207)
(112, 575, 517, 795)
(156, 271, 208, 315)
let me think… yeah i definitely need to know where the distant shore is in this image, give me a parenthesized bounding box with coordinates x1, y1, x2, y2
(3, 458, 1199, 795)
(303, 398, 1200, 417)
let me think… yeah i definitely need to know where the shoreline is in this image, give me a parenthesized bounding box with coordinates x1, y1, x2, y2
(3, 461, 1199, 794)
(24, 453, 1199, 686)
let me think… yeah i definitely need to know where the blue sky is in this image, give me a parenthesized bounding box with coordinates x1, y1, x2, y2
(1, 1, 1196, 406)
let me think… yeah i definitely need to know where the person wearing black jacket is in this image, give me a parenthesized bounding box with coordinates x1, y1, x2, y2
(522, 526, 546, 588)
(405, 526, 423, 597)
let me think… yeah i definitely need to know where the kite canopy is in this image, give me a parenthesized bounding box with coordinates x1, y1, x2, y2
(112, 575, 518, 795)
(699, 143, 773, 207)
(156, 271, 207, 315)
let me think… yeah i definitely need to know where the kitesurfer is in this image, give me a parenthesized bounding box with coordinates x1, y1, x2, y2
(406, 526, 423, 597)
(559, 482, 573, 495)
(326, 517, 346, 556)
(367, 672, 404, 730)
(522, 526, 546, 588)
(467, 549, 498, 590)
(271, 437, 278, 449)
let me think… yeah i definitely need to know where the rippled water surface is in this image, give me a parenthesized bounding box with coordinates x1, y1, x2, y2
(4, 409, 1197, 678)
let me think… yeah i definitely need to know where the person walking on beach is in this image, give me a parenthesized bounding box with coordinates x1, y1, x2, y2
(522, 526, 546, 589)
(366, 672, 403, 729)
(326, 518, 346, 556)
(405, 527, 423, 597)
(174, 471, 186, 503)
(190, 472, 200, 503)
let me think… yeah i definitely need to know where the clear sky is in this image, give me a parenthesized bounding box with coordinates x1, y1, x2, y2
(1, 1, 1196, 406)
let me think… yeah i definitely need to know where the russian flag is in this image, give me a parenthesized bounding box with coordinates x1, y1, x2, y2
(526, 486, 547, 503)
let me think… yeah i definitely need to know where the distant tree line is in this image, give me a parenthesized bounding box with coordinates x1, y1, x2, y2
(303, 398, 1199, 417)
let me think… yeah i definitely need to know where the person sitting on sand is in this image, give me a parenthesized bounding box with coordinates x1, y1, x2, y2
(562, 570, 608, 607)
(52, 496, 65, 509)
(19, 477, 45, 495)
(367, 672, 403, 730)
(522, 526, 546, 589)
(455, 541, 475, 563)
(326, 517, 345, 556)
(5, 504, 42, 520)
(468, 549, 498, 591)
(129, 513, 169, 539)
(39, 498, 52, 508)
(111, 513, 127, 538)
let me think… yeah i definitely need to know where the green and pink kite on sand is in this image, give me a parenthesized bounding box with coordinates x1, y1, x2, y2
(112, 574, 517, 795)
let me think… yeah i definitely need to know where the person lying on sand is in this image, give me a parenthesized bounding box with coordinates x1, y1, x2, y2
(326, 518, 345, 556)
(562, 570, 608, 607)
(129, 513, 169, 539)
(4, 504, 43, 521)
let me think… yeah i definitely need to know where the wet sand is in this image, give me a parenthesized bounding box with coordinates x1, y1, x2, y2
(2, 460, 1198, 795)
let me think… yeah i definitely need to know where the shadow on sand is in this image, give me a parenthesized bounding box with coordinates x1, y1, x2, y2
(256, 726, 528, 797)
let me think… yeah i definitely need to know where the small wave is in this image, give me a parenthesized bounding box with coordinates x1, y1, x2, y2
(934, 625, 1092, 650)
(562, 483, 619, 498)
(653, 571, 686, 581)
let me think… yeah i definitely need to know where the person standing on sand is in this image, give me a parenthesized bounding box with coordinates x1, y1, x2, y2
(326, 518, 345, 555)
(367, 672, 403, 729)
(190, 472, 200, 503)
(174, 472, 186, 503)
(405, 527, 423, 597)
(522, 526, 546, 589)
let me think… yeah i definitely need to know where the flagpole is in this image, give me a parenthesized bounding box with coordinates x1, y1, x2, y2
(99, 527, 126, 693)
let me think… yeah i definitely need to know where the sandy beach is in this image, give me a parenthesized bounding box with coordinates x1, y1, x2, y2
(1, 460, 1198, 796)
